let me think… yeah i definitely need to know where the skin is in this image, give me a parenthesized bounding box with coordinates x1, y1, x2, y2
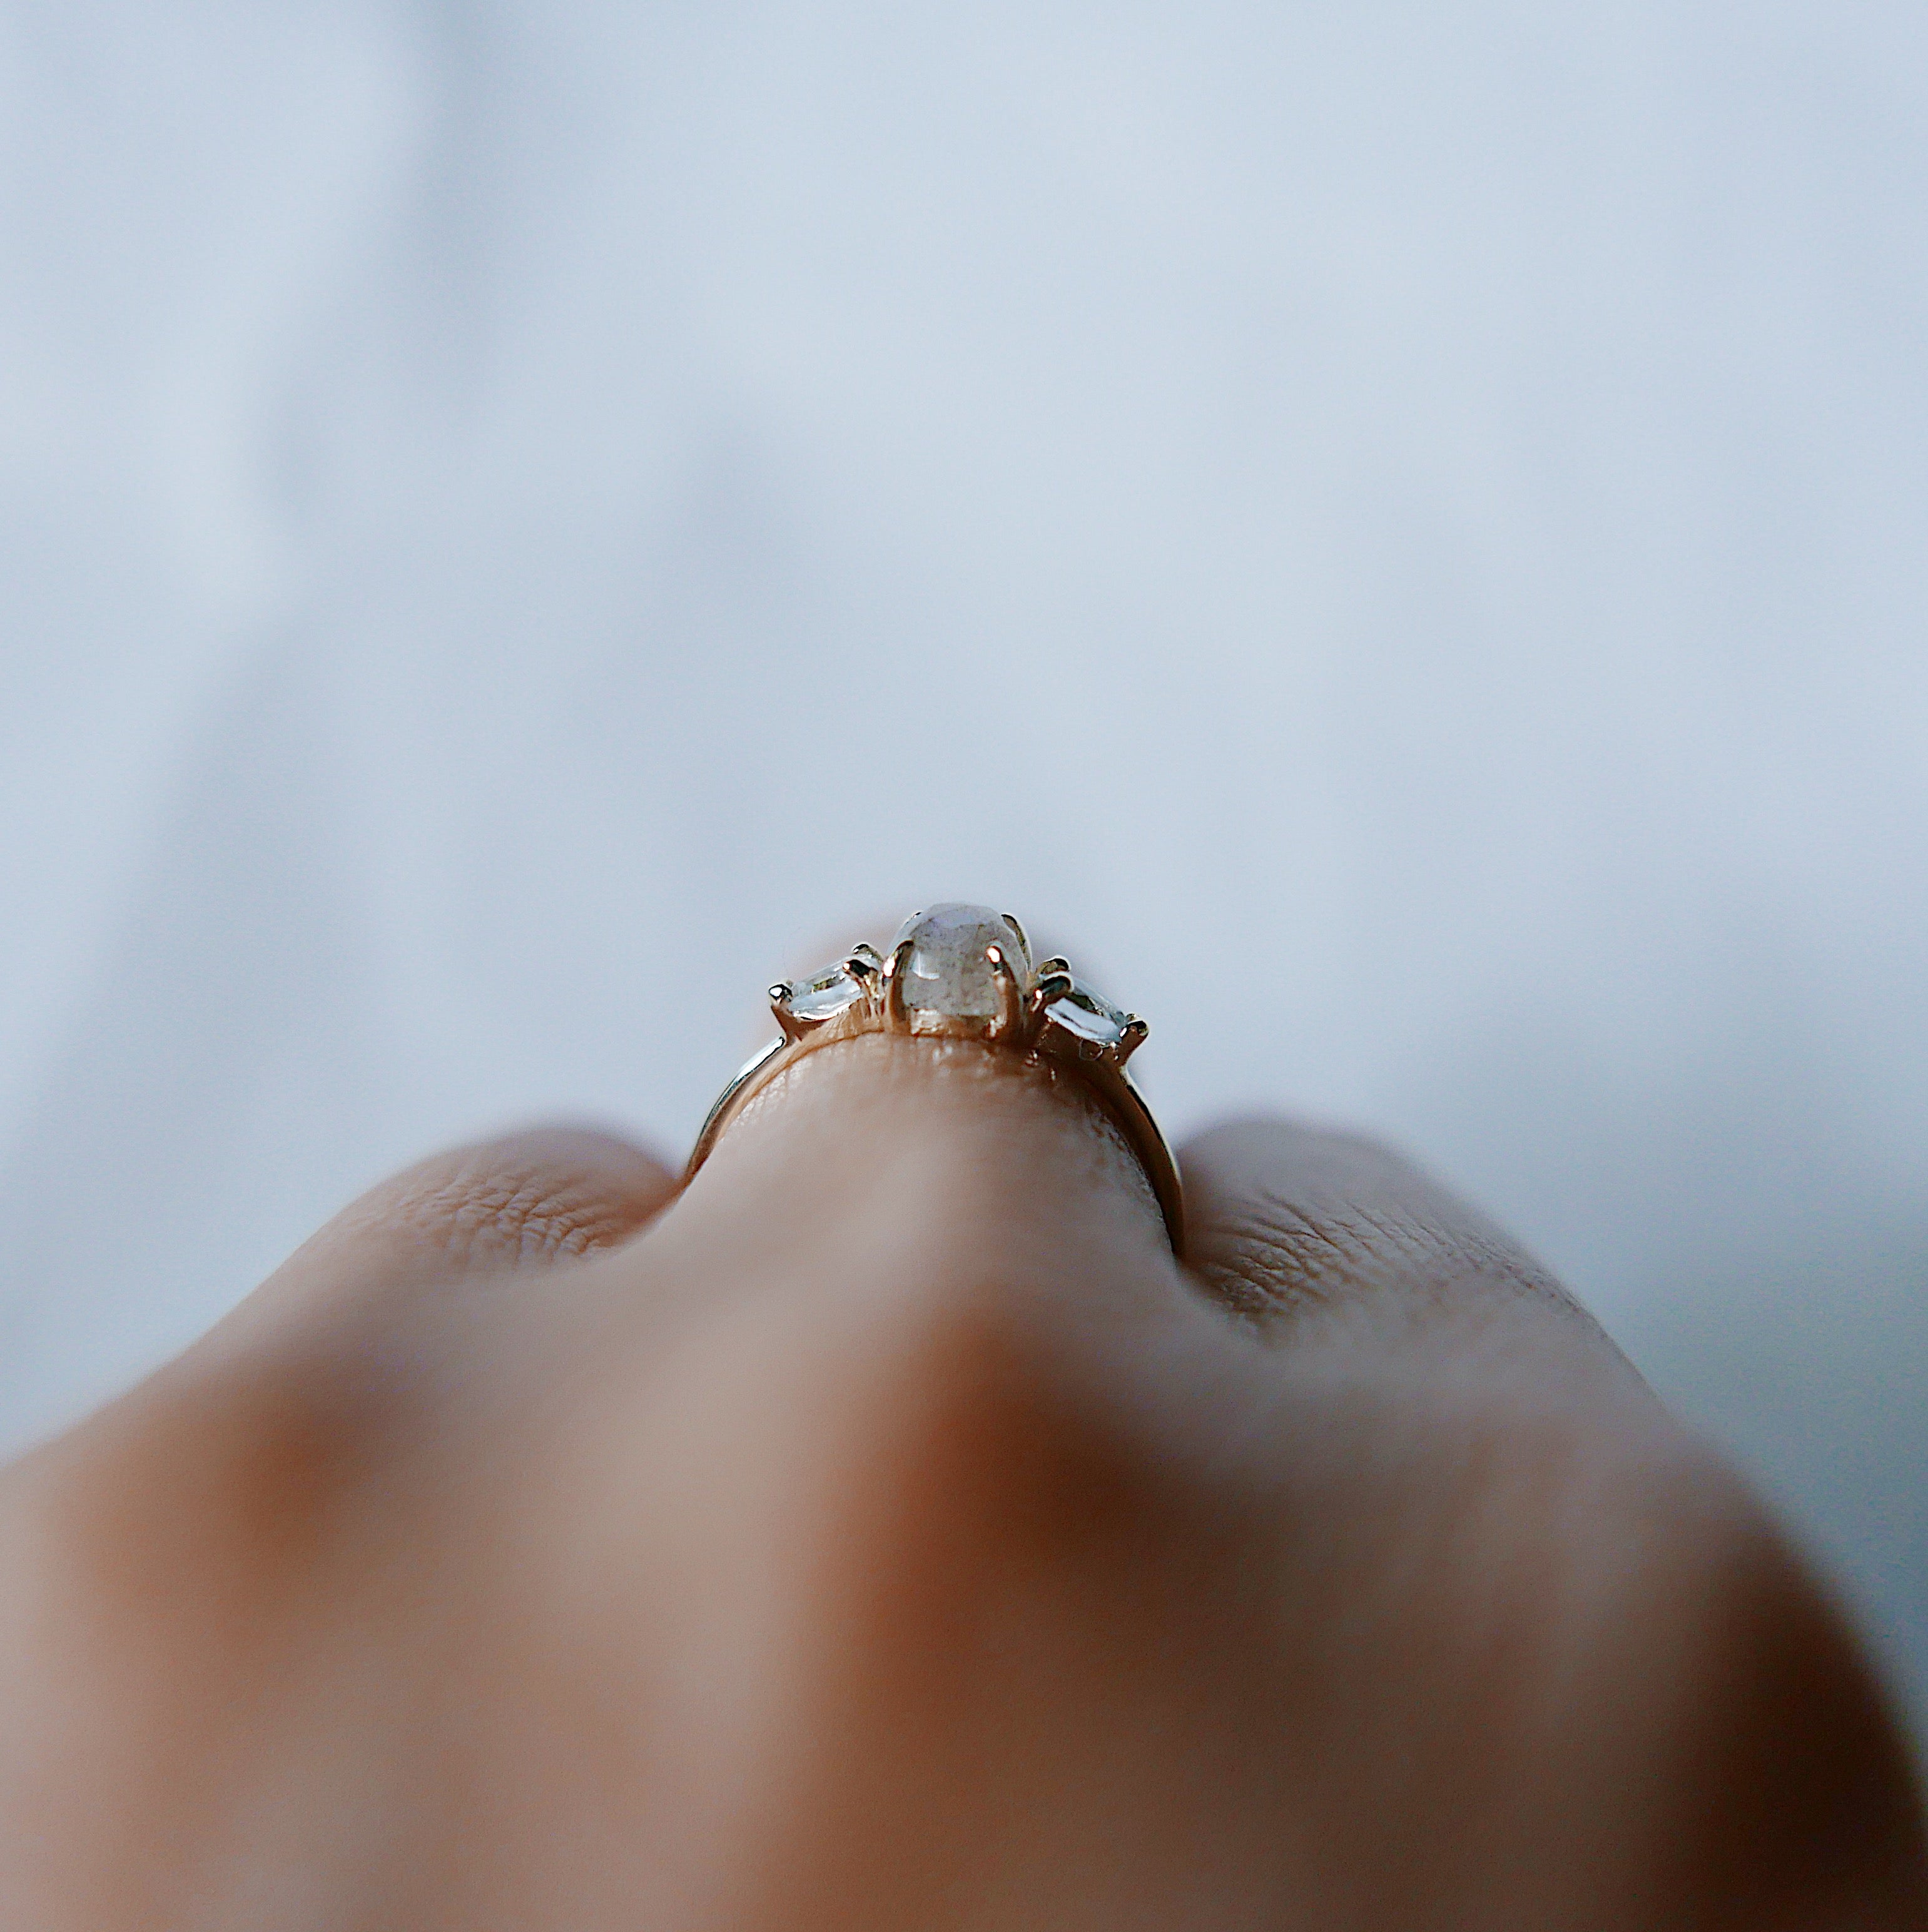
(0, 1032, 1922, 1929)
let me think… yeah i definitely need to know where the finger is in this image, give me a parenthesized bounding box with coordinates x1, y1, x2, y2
(666, 1025, 1192, 1356)
(239, 1124, 677, 1328)
(681, 904, 1178, 1307)
(13, 1125, 677, 1604)
(1178, 1116, 1635, 1371)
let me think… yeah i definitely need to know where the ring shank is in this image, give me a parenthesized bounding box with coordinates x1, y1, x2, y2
(684, 1030, 1185, 1256)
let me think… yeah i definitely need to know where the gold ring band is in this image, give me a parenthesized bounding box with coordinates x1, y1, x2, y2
(684, 904, 1184, 1254)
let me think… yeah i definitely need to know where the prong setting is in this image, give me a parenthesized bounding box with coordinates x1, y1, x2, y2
(1033, 969, 1139, 1067)
(884, 937, 915, 1032)
(769, 982, 804, 1042)
(689, 904, 1182, 1254)
(985, 943, 1026, 1043)
(767, 921, 1142, 1069)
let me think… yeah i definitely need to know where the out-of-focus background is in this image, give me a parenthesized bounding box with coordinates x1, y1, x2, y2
(1, 3, 1923, 1741)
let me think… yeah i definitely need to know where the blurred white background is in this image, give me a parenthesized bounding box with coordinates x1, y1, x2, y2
(1, 1, 1923, 1741)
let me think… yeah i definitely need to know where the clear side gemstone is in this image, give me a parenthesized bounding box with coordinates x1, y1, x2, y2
(891, 903, 1027, 1019)
(789, 960, 867, 1024)
(1043, 980, 1129, 1049)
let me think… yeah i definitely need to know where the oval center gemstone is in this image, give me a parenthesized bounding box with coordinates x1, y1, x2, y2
(891, 904, 1027, 1019)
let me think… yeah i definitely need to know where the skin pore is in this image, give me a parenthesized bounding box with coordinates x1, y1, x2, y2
(0, 1032, 1922, 1929)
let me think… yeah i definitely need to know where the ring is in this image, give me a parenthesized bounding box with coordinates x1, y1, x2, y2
(685, 903, 1184, 1254)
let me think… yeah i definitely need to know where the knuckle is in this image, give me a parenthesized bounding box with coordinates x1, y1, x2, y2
(8, 1349, 391, 1660)
(658, 1265, 1169, 1683)
(396, 1165, 622, 1266)
(1205, 1194, 1514, 1308)
(23, 1368, 357, 1622)
(1187, 1120, 1594, 1333)
(818, 1291, 1150, 1568)
(1201, 1191, 1588, 1340)
(341, 1127, 667, 1274)
(0, 1356, 399, 1915)
(1612, 1457, 1928, 1901)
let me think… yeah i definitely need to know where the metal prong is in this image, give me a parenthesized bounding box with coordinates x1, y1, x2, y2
(770, 982, 803, 1042)
(844, 945, 885, 1017)
(1117, 1015, 1149, 1064)
(1037, 955, 1070, 980)
(985, 943, 1025, 1042)
(1027, 969, 1072, 1022)
(1000, 913, 1031, 965)
(884, 937, 915, 1032)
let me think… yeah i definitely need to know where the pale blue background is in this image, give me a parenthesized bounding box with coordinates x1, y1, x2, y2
(2, 2, 1924, 1743)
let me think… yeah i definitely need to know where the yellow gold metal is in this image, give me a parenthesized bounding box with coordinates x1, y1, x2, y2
(770, 985, 805, 1042)
(985, 943, 1023, 1042)
(883, 938, 914, 1033)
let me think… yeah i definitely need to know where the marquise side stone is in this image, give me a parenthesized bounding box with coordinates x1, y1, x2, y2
(789, 961, 867, 1024)
(1043, 980, 1130, 1049)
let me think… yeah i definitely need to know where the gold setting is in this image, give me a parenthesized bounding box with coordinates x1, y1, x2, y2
(686, 905, 1183, 1253)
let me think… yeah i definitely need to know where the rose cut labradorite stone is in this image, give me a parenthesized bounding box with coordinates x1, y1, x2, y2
(891, 904, 1028, 1019)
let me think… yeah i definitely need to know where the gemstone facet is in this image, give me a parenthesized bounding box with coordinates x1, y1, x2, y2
(788, 960, 868, 1025)
(891, 904, 1028, 1020)
(1043, 979, 1130, 1050)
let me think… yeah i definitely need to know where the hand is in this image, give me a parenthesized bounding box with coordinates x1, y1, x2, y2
(2, 1032, 1922, 1928)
